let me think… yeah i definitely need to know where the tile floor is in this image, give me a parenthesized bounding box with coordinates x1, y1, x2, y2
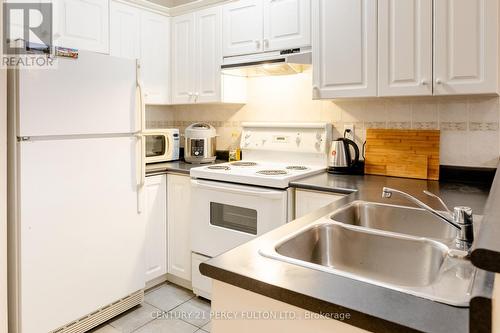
(90, 283, 211, 333)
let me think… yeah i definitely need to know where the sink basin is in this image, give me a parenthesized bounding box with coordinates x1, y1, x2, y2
(276, 223, 447, 287)
(330, 201, 457, 241)
(260, 200, 479, 306)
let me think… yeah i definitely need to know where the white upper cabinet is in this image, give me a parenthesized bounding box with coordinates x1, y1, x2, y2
(171, 7, 246, 104)
(223, 0, 264, 57)
(140, 11, 170, 104)
(144, 175, 167, 283)
(53, 0, 110, 54)
(378, 0, 433, 97)
(434, 0, 498, 95)
(110, 1, 141, 60)
(223, 0, 310, 57)
(110, 2, 170, 105)
(263, 0, 311, 52)
(171, 13, 196, 104)
(312, 0, 377, 98)
(196, 7, 223, 103)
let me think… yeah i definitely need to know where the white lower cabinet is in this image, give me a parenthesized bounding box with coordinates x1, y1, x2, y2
(144, 175, 168, 283)
(167, 174, 192, 282)
(295, 189, 345, 219)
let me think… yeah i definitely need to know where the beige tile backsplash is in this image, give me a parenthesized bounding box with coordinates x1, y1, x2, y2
(146, 71, 500, 168)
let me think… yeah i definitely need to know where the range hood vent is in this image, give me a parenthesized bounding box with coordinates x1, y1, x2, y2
(221, 48, 312, 77)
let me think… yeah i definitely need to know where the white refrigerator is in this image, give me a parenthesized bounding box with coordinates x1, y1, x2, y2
(8, 51, 147, 333)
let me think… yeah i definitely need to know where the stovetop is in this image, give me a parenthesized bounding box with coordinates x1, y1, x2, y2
(190, 161, 326, 189)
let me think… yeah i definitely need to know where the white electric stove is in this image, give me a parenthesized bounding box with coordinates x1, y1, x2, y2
(190, 122, 332, 300)
(190, 161, 326, 189)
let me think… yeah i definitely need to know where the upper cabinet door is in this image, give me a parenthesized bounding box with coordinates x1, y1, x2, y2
(223, 0, 264, 57)
(378, 0, 432, 97)
(171, 13, 196, 104)
(110, 1, 140, 60)
(263, 0, 311, 52)
(53, 0, 109, 54)
(141, 11, 170, 105)
(195, 7, 223, 103)
(312, 0, 377, 98)
(434, 0, 498, 95)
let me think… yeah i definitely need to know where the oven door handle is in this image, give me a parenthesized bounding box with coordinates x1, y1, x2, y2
(191, 180, 284, 200)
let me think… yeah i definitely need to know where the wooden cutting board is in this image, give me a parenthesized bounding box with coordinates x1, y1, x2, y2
(365, 129, 440, 180)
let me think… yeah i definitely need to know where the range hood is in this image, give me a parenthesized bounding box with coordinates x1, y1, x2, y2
(221, 48, 312, 77)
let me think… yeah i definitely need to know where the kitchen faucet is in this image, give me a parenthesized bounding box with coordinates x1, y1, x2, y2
(382, 187, 474, 253)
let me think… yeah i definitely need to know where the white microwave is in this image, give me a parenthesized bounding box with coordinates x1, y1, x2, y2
(145, 129, 180, 164)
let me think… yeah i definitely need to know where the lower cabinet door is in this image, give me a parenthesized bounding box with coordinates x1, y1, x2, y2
(167, 174, 192, 282)
(295, 189, 345, 219)
(145, 175, 168, 283)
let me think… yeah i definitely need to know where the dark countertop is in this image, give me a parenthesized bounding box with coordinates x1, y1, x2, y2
(201, 173, 494, 333)
(145, 160, 225, 176)
(290, 172, 490, 215)
(472, 162, 500, 273)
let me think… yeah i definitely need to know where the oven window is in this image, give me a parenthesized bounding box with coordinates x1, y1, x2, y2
(210, 203, 257, 235)
(146, 135, 166, 158)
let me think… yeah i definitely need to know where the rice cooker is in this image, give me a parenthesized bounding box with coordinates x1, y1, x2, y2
(185, 123, 217, 164)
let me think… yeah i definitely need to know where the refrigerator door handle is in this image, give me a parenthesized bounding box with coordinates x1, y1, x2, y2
(136, 134, 146, 214)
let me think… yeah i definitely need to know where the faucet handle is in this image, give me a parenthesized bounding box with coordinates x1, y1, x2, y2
(423, 190, 452, 214)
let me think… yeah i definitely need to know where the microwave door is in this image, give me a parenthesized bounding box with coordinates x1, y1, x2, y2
(145, 135, 166, 161)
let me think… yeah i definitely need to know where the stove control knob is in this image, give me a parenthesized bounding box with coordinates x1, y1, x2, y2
(244, 141, 250, 147)
(245, 131, 252, 139)
(296, 135, 301, 145)
(316, 132, 323, 141)
(262, 138, 267, 145)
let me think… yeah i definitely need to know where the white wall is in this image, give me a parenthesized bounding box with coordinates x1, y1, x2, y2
(147, 71, 500, 168)
(0, 68, 6, 333)
(0, 0, 8, 330)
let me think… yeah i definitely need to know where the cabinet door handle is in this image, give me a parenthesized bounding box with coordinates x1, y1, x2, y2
(264, 39, 269, 49)
(255, 40, 261, 49)
(420, 79, 428, 86)
(435, 78, 442, 85)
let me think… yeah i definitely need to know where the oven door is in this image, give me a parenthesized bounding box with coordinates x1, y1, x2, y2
(191, 179, 288, 257)
(145, 133, 172, 163)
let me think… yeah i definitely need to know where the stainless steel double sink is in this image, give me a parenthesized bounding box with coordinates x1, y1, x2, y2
(259, 201, 478, 307)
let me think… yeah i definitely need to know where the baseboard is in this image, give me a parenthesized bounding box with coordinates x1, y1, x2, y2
(166, 274, 193, 290)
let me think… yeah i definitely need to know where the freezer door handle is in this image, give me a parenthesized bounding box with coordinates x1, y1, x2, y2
(136, 61, 146, 132)
(191, 179, 284, 200)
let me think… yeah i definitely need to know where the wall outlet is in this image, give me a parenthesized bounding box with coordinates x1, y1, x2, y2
(344, 123, 355, 140)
